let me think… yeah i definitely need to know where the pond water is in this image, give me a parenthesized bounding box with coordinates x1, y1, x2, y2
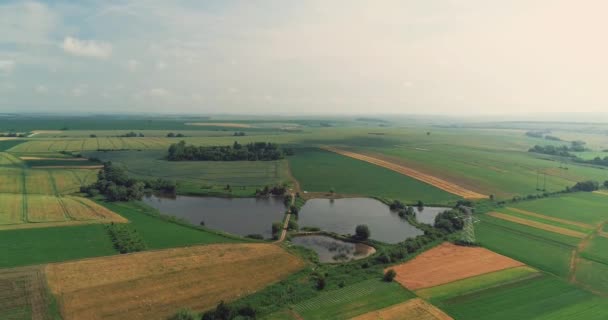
(415, 206, 450, 224)
(143, 195, 285, 239)
(291, 235, 375, 263)
(298, 198, 448, 243)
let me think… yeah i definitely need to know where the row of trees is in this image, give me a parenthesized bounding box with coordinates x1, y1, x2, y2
(167, 132, 186, 138)
(167, 141, 284, 161)
(528, 141, 589, 157)
(0, 132, 26, 137)
(119, 131, 145, 137)
(105, 223, 147, 253)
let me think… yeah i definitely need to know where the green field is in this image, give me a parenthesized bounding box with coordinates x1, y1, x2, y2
(582, 236, 608, 265)
(289, 148, 458, 204)
(510, 193, 608, 225)
(266, 279, 414, 320)
(495, 207, 593, 234)
(437, 275, 608, 320)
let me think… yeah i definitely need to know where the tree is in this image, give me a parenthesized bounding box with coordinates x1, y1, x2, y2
(604, 180, 608, 188)
(383, 269, 397, 282)
(572, 180, 599, 192)
(167, 132, 175, 137)
(355, 224, 370, 240)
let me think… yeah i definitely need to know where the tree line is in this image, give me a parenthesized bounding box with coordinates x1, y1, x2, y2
(167, 141, 286, 161)
(80, 162, 176, 201)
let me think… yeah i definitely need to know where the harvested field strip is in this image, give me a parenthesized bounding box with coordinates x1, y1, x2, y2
(488, 212, 586, 238)
(594, 190, 608, 196)
(45, 243, 304, 320)
(351, 298, 453, 320)
(0, 193, 23, 224)
(390, 242, 523, 291)
(31, 165, 103, 169)
(26, 195, 67, 223)
(19, 157, 88, 161)
(415, 266, 539, 301)
(321, 146, 486, 199)
(65, 197, 128, 222)
(61, 198, 99, 221)
(506, 207, 594, 229)
(0, 266, 54, 320)
(290, 279, 414, 319)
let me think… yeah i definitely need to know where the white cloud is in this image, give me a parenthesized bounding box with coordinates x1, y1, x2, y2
(62, 37, 112, 59)
(35, 85, 48, 94)
(156, 61, 166, 71)
(127, 59, 139, 71)
(0, 60, 15, 74)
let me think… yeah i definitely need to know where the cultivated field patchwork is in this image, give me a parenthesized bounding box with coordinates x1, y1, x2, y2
(389, 242, 524, 290)
(350, 298, 453, 320)
(45, 243, 304, 320)
(321, 146, 487, 199)
(0, 266, 55, 320)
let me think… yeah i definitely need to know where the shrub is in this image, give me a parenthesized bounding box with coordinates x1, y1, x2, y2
(105, 223, 146, 254)
(168, 309, 197, 320)
(572, 180, 599, 192)
(383, 269, 397, 282)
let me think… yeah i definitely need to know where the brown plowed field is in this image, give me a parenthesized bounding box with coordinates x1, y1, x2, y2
(488, 212, 586, 238)
(321, 146, 487, 199)
(389, 242, 523, 290)
(45, 243, 304, 320)
(506, 207, 595, 229)
(350, 298, 452, 320)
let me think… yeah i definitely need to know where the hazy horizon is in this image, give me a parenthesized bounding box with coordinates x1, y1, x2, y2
(2, 1, 608, 115)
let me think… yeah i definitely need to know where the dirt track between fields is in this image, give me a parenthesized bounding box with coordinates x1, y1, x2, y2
(19, 157, 88, 161)
(321, 146, 487, 199)
(350, 298, 453, 320)
(506, 207, 594, 229)
(488, 212, 586, 238)
(45, 243, 304, 320)
(389, 242, 523, 290)
(31, 165, 103, 169)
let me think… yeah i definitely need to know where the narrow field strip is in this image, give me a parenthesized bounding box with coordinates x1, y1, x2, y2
(31, 165, 103, 169)
(321, 146, 486, 199)
(593, 190, 608, 196)
(19, 157, 88, 161)
(488, 212, 586, 238)
(506, 207, 595, 229)
(350, 298, 453, 320)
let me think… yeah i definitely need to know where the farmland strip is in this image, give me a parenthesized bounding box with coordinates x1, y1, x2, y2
(351, 298, 453, 320)
(506, 207, 595, 229)
(488, 212, 586, 238)
(321, 146, 487, 199)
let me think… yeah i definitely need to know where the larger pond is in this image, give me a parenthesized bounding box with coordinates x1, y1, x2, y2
(298, 198, 448, 243)
(143, 195, 285, 239)
(292, 235, 375, 263)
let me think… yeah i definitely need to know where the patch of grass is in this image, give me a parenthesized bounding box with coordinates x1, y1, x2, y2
(575, 258, 608, 295)
(581, 236, 608, 265)
(438, 275, 608, 320)
(289, 148, 458, 204)
(0, 224, 116, 268)
(416, 266, 540, 301)
(511, 193, 608, 225)
(0, 139, 27, 151)
(268, 279, 414, 320)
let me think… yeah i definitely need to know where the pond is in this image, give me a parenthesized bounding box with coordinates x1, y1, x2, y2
(297, 198, 448, 243)
(143, 194, 285, 239)
(414, 206, 450, 224)
(291, 235, 375, 263)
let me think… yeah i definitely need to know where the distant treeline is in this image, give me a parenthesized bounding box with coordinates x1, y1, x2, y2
(167, 140, 293, 161)
(529, 141, 608, 167)
(525, 131, 562, 141)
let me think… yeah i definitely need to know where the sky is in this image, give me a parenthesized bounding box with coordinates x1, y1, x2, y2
(1, 0, 608, 115)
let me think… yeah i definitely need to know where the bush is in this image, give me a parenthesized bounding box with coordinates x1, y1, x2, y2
(383, 269, 397, 282)
(572, 180, 599, 192)
(287, 220, 298, 231)
(355, 224, 370, 240)
(168, 309, 197, 320)
(105, 223, 147, 254)
(604, 180, 608, 188)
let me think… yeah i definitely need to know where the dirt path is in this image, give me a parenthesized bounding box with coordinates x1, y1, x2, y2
(321, 146, 487, 199)
(488, 212, 587, 238)
(276, 193, 296, 243)
(569, 220, 608, 283)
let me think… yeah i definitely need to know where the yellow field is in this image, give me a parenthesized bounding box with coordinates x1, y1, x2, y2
(351, 298, 453, 320)
(488, 212, 587, 238)
(46, 243, 304, 320)
(26, 195, 67, 222)
(0, 168, 23, 193)
(25, 170, 54, 194)
(63, 196, 128, 222)
(0, 193, 23, 225)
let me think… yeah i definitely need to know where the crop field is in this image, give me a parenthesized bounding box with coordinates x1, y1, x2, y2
(487, 212, 587, 238)
(289, 148, 458, 204)
(435, 275, 608, 320)
(266, 279, 415, 320)
(0, 266, 58, 320)
(389, 242, 523, 290)
(508, 193, 608, 226)
(322, 146, 486, 199)
(0, 194, 23, 225)
(45, 243, 304, 320)
(0, 168, 23, 193)
(351, 298, 453, 320)
(83, 150, 290, 188)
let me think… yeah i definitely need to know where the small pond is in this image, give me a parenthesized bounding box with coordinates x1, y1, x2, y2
(143, 194, 285, 239)
(414, 206, 450, 225)
(298, 198, 448, 243)
(291, 235, 375, 263)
